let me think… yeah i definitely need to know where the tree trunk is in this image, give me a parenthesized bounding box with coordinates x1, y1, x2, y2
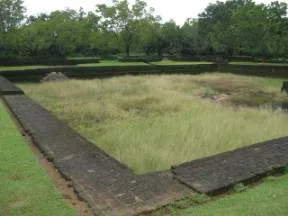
(125, 43, 130, 57)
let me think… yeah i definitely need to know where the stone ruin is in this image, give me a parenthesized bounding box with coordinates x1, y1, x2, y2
(41, 72, 69, 83)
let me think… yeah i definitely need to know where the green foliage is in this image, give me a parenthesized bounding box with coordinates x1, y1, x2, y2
(191, 194, 212, 203)
(0, 0, 25, 32)
(162, 194, 211, 216)
(232, 183, 247, 193)
(96, 0, 160, 56)
(1, 0, 288, 59)
(198, 0, 288, 57)
(0, 0, 25, 58)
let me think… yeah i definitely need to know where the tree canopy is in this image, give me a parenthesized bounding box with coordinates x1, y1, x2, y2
(0, 0, 287, 59)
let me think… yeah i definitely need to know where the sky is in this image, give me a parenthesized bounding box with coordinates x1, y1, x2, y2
(24, 0, 284, 25)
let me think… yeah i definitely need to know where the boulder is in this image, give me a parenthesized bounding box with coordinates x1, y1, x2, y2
(41, 72, 68, 83)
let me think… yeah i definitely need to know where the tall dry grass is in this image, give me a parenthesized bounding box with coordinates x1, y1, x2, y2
(20, 73, 288, 173)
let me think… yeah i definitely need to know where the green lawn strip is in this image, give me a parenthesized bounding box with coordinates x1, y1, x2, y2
(230, 62, 288, 66)
(0, 61, 148, 71)
(0, 60, 214, 71)
(1, 61, 288, 72)
(0, 101, 76, 216)
(78, 60, 149, 66)
(152, 60, 213, 65)
(179, 173, 288, 216)
(0, 65, 52, 71)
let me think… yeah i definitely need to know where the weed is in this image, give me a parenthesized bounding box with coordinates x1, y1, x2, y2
(232, 183, 247, 193)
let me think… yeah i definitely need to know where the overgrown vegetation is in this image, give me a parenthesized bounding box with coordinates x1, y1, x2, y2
(0, 101, 76, 216)
(20, 73, 288, 173)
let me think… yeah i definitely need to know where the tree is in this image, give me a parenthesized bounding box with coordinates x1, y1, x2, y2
(139, 21, 162, 55)
(198, 0, 253, 55)
(180, 19, 204, 55)
(265, 1, 288, 57)
(0, 0, 25, 32)
(20, 9, 92, 57)
(231, 2, 268, 56)
(1, 0, 288, 59)
(159, 20, 182, 55)
(0, 0, 25, 58)
(96, 0, 158, 56)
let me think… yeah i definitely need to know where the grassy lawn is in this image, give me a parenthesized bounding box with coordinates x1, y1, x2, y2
(152, 60, 212, 65)
(0, 61, 148, 71)
(1, 61, 288, 71)
(179, 172, 288, 216)
(0, 65, 52, 71)
(78, 60, 148, 67)
(0, 101, 76, 216)
(230, 62, 288, 66)
(20, 73, 288, 174)
(0, 60, 213, 71)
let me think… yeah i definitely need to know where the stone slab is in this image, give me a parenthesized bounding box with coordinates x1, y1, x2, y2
(0, 76, 24, 95)
(3, 94, 192, 216)
(172, 137, 288, 193)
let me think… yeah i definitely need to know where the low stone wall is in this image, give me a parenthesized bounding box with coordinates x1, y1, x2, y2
(1, 64, 288, 83)
(219, 64, 288, 78)
(0, 76, 24, 95)
(173, 136, 288, 193)
(0, 64, 217, 82)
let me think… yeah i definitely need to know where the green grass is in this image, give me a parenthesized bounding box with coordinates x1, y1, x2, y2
(0, 60, 214, 71)
(0, 61, 148, 71)
(0, 65, 51, 71)
(20, 73, 288, 174)
(1, 61, 288, 71)
(0, 101, 76, 216)
(230, 62, 288, 66)
(152, 60, 212, 65)
(79, 60, 213, 67)
(78, 60, 148, 67)
(180, 173, 288, 216)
